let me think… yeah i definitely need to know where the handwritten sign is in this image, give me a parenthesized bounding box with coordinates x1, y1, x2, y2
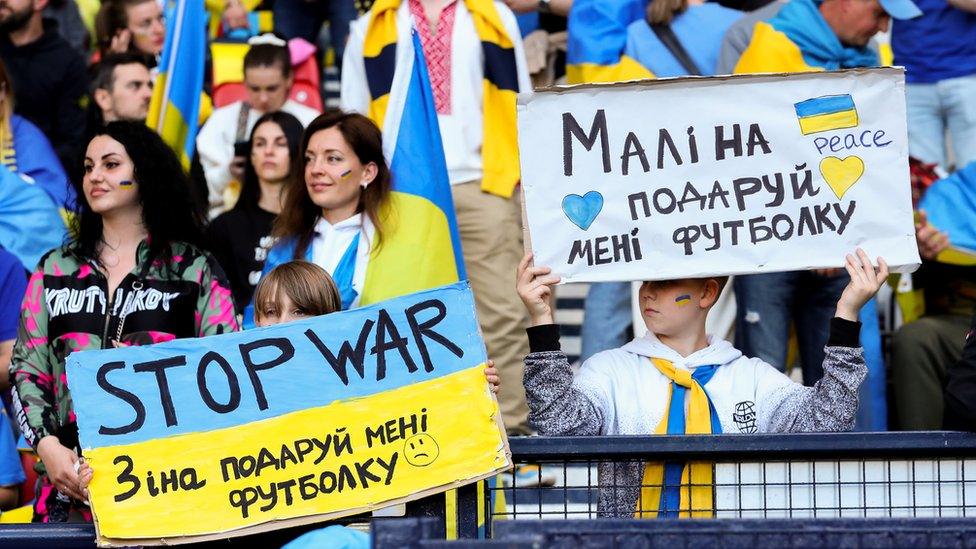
(518, 68, 920, 282)
(66, 282, 508, 546)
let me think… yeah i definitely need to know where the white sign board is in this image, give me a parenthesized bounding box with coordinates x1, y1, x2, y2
(518, 68, 920, 283)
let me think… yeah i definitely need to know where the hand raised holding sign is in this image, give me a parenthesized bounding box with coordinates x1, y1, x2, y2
(484, 360, 500, 394)
(835, 248, 889, 322)
(517, 253, 561, 327)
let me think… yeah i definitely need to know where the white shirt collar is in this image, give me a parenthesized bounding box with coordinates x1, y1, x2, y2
(314, 213, 363, 236)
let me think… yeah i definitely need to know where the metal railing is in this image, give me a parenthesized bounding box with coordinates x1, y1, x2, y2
(5, 432, 976, 545)
(487, 431, 976, 535)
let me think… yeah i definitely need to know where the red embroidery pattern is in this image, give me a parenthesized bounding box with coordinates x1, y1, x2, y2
(409, 0, 457, 114)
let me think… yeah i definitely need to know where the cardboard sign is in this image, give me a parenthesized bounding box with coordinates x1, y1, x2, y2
(66, 282, 508, 546)
(518, 68, 920, 282)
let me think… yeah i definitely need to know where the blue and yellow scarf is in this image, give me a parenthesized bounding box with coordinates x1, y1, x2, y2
(362, 0, 521, 198)
(735, 0, 879, 73)
(637, 358, 721, 518)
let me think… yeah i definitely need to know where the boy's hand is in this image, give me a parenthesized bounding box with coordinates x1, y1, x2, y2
(78, 458, 93, 502)
(484, 360, 500, 394)
(517, 253, 560, 327)
(836, 248, 889, 321)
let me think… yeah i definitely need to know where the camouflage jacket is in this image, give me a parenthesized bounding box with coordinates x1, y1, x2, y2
(10, 240, 239, 451)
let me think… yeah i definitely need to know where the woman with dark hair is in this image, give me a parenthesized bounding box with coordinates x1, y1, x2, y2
(9, 121, 238, 522)
(208, 111, 304, 313)
(254, 110, 392, 315)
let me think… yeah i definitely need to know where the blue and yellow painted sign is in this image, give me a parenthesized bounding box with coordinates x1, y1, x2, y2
(66, 282, 509, 545)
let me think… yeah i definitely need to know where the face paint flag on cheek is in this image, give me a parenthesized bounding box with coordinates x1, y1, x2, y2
(340, 170, 352, 180)
(675, 294, 691, 307)
(119, 180, 134, 188)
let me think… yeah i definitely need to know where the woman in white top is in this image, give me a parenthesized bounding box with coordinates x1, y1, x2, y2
(254, 111, 389, 318)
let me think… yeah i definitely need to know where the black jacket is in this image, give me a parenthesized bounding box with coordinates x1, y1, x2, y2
(0, 19, 89, 175)
(944, 311, 976, 430)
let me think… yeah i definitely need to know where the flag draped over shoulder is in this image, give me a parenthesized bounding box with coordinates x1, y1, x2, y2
(566, 0, 654, 83)
(0, 166, 66, 269)
(358, 29, 466, 306)
(147, 0, 206, 170)
(733, 0, 878, 74)
(919, 161, 976, 264)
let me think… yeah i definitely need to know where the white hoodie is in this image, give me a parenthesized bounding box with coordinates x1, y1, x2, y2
(577, 331, 806, 435)
(522, 323, 867, 516)
(524, 323, 866, 440)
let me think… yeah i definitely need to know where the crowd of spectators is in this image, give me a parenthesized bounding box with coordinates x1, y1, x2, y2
(0, 0, 971, 525)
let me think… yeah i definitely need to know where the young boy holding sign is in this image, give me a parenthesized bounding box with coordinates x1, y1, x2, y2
(516, 249, 888, 518)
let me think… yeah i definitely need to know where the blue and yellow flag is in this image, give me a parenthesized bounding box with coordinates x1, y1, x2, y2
(919, 161, 976, 265)
(566, 0, 654, 83)
(147, 0, 205, 170)
(794, 94, 859, 135)
(358, 29, 466, 305)
(0, 165, 67, 269)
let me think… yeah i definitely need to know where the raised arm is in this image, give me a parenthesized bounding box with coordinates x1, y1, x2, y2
(761, 249, 887, 432)
(517, 254, 605, 436)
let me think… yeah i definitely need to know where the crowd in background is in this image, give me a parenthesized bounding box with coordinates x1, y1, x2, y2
(0, 0, 971, 524)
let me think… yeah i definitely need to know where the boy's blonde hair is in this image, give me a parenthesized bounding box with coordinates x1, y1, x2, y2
(253, 261, 342, 321)
(708, 276, 730, 294)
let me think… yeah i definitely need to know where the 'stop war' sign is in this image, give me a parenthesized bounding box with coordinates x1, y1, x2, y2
(66, 282, 508, 546)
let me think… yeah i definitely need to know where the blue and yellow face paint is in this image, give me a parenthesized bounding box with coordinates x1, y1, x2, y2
(674, 294, 692, 307)
(119, 180, 134, 189)
(794, 94, 859, 135)
(339, 169, 352, 181)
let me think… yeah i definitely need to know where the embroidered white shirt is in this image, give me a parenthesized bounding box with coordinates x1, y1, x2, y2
(340, 1, 531, 185)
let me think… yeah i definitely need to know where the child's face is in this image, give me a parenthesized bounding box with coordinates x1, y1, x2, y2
(638, 279, 710, 337)
(255, 295, 310, 327)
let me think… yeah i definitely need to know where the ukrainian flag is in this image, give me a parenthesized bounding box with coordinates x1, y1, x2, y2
(566, 0, 654, 84)
(358, 29, 465, 305)
(794, 94, 859, 135)
(147, 0, 205, 170)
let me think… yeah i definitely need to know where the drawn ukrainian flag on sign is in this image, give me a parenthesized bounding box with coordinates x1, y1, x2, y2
(146, 0, 205, 170)
(794, 94, 859, 135)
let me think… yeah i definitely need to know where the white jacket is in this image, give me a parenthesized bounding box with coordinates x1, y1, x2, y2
(522, 322, 867, 516)
(578, 332, 806, 435)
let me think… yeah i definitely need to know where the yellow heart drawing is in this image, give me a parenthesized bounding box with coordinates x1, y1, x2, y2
(819, 155, 864, 199)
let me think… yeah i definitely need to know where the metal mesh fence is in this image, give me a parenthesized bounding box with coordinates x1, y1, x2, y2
(484, 433, 976, 535)
(490, 457, 976, 522)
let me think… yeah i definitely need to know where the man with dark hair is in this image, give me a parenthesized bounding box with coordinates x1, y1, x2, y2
(197, 39, 320, 218)
(0, 0, 88, 175)
(91, 53, 153, 123)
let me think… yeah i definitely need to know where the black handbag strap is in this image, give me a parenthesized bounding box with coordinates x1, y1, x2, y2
(649, 23, 703, 76)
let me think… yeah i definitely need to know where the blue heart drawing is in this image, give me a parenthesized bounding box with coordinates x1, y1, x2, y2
(562, 191, 604, 231)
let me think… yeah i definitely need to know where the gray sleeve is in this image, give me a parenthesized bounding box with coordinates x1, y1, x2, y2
(715, 1, 784, 75)
(523, 351, 604, 436)
(716, 22, 751, 75)
(764, 346, 867, 433)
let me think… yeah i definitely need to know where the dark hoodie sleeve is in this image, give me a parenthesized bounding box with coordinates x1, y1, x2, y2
(52, 48, 90, 173)
(523, 325, 604, 437)
(944, 312, 976, 431)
